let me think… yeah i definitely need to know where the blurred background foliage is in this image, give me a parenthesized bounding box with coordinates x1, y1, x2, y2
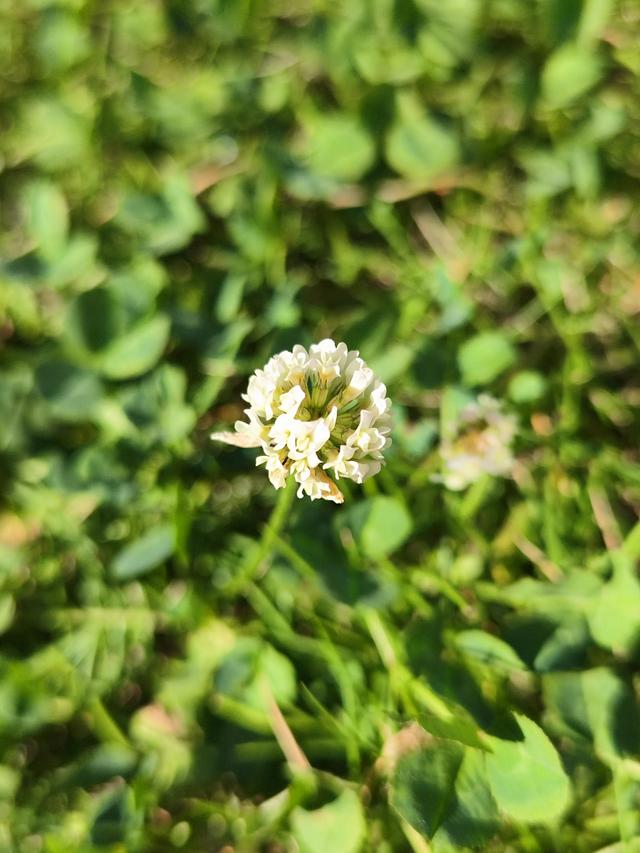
(2, 0, 640, 850)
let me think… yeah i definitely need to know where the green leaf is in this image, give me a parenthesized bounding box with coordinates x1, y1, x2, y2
(0, 596, 15, 636)
(19, 96, 91, 171)
(367, 343, 415, 384)
(116, 364, 195, 446)
(533, 615, 590, 673)
(35, 361, 103, 421)
(291, 789, 365, 853)
(508, 371, 546, 403)
(581, 673, 640, 763)
(99, 315, 171, 380)
(454, 630, 528, 672)
(154, 365, 196, 444)
(435, 747, 499, 848)
(543, 668, 640, 763)
(588, 552, 640, 653)
(23, 179, 69, 262)
(433, 266, 474, 332)
(418, 713, 486, 751)
(541, 43, 603, 109)
(481, 570, 603, 615)
(303, 114, 375, 182)
(519, 148, 572, 199)
(390, 738, 464, 838)
(0, 765, 19, 800)
(62, 744, 138, 789)
(129, 705, 191, 789)
(291, 790, 366, 853)
(111, 525, 175, 580)
(116, 175, 205, 255)
(90, 785, 135, 846)
(47, 233, 99, 289)
(538, 0, 582, 45)
(386, 116, 458, 180)
(108, 257, 167, 319)
(386, 95, 459, 179)
(34, 10, 89, 74)
(458, 332, 516, 386)
(64, 288, 125, 355)
(416, 0, 481, 71)
(577, 0, 614, 45)
(353, 34, 426, 84)
(360, 496, 413, 559)
(215, 638, 297, 713)
(486, 715, 570, 824)
(216, 273, 246, 323)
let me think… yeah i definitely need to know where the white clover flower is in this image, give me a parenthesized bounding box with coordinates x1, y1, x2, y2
(435, 394, 516, 491)
(211, 339, 392, 503)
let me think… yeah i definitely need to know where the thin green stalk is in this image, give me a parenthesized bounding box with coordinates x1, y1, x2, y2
(410, 566, 468, 613)
(52, 647, 130, 749)
(247, 582, 334, 657)
(87, 696, 130, 748)
(227, 476, 297, 595)
(273, 533, 317, 580)
(363, 609, 451, 721)
(458, 474, 493, 522)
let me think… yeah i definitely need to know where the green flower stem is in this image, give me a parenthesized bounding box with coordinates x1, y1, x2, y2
(52, 647, 130, 749)
(458, 474, 493, 522)
(273, 534, 317, 581)
(363, 609, 452, 721)
(87, 696, 130, 748)
(227, 475, 297, 595)
(401, 818, 433, 853)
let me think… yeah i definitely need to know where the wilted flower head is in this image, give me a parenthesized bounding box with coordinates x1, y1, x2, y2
(211, 339, 392, 503)
(435, 394, 516, 491)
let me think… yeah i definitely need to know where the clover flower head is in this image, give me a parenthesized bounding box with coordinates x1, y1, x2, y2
(435, 394, 516, 491)
(211, 339, 392, 503)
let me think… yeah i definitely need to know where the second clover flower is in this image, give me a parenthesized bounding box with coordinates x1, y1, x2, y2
(211, 339, 392, 503)
(435, 394, 516, 491)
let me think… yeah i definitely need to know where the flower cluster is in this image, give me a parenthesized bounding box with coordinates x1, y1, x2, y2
(211, 340, 392, 503)
(436, 394, 516, 491)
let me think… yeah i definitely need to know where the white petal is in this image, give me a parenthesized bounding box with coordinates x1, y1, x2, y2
(210, 431, 263, 448)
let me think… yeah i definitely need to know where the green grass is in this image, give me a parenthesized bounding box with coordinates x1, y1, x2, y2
(2, 0, 640, 850)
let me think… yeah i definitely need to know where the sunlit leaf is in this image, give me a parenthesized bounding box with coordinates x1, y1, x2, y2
(111, 525, 175, 580)
(303, 114, 375, 182)
(541, 43, 603, 108)
(291, 790, 366, 853)
(486, 715, 570, 824)
(458, 333, 516, 386)
(455, 630, 528, 672)
(357, 496, 413, 558)
(23, 179, 69, 261)
(588, 552, 640, 653)
(435, 747, 499, 847)
(390, 738, 464, 838)
(99, 315, 171, 380)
